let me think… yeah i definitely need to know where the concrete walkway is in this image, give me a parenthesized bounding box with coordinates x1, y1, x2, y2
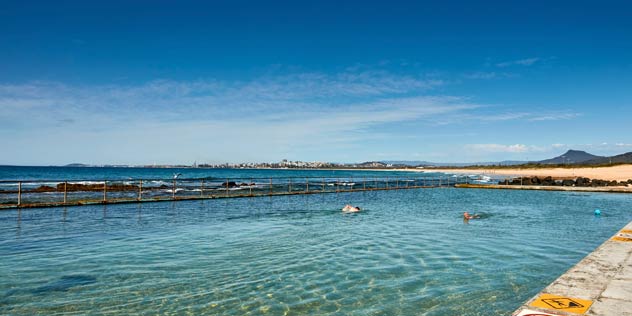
(456, 183, 632, 194)
(513, 221, 632, 316)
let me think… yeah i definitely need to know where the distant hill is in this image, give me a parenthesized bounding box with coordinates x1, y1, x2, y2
(356, 161, 389, 168)
(537, 150, 603, 164)
(581, 152, 632, 165)
(380, 160, 433, 166)
(379, 149, 632, 167)
(64, 163, 90, 167)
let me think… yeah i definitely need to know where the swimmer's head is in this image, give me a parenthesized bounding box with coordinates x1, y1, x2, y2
(463, 212, 469, 216)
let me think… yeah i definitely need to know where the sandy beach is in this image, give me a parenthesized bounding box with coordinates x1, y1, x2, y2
(410, 164, 632, 182)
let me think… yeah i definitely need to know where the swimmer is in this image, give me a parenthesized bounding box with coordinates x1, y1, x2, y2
(342, 204, 361, 213)
(463, 212, 480, 220)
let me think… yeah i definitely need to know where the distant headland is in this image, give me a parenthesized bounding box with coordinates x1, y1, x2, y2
(55, 149, 632, 170)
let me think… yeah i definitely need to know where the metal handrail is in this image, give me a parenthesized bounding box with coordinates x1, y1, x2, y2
(0, 175, 471, 210)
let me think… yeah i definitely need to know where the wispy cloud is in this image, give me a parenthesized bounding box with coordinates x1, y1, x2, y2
(528, 112, 580, 121)
(462, 72, 517, 80)
(575, 142, 632, 154)
(464, 143, 543, 153)
(430, 109, 580, 125)
(464, 142, 632, 159)
(0, 70, 477, 164)
(495, 57, 540, 67)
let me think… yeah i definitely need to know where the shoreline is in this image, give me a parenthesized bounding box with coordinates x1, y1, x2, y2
(402, 164, 632, 182)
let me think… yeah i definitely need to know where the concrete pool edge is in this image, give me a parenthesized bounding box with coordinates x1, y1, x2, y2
(512, 221, 632, 316)
(456, 184, 632, 194)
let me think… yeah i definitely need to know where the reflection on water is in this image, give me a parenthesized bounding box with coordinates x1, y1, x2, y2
(1, 188, 631, 315)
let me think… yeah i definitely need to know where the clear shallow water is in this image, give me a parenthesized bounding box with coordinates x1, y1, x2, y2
(1, 187, 631, 315)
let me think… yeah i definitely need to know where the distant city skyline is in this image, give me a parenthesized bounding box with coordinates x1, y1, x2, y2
(1, 1, 631, 165)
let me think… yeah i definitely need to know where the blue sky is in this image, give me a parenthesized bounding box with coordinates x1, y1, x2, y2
(1, 0, 631, 165)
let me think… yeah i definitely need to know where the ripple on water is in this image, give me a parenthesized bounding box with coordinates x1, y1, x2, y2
(1, 188, 631, 315)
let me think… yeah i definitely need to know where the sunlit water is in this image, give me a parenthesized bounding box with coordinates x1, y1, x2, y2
(1, 188, 631, 315)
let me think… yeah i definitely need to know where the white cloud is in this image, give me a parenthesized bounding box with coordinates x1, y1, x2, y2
(462, 72, 517, 80)
(496, 57, 540, 67)
(528, 112, 580, 121)
(0, 70, 477, 164)
(430, 110, 580, 125)
(0, 70, 445, 122)
(464, 144, 543, 153)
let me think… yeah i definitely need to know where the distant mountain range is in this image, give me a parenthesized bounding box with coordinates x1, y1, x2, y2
(583, 151, 632, 165)
(60, 150, 632, 169)
(536, 150, 632, 165)
(380, 150, 632, 167)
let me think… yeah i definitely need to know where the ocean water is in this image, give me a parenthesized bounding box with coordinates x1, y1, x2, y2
(0, 166, 472, 206)
(1, 167, 631, 315)
(0, 166, 436, 181)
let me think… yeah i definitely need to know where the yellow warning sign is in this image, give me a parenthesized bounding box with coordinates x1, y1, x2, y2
(612, 236, 632, 242)
(529, 293, 592, 314)
(612, 230, 632, 242)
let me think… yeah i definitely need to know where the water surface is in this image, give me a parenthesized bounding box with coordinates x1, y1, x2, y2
(1, 187, 631, 315)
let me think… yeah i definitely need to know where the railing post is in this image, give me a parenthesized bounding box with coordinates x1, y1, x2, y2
(386, 177, 389, 189)
(269, 178, 273, 195)
(396, 179, 399, 188)
(363, 177, 366, 190)
(226, 178, 229, 196)
(336, 178, 339, 193)
(172, 179, 176, 199)
(249, 179, 253, 196)
(64, 181, 67, 204)
(288, 178, 292, 193)
(305, 177, 309, 193)
(17, 181, 21, 206)
(200, 179, 204, 197)
(138, 180, 143, 201)
(322, 177, 325, 192)
(375, 178, 377, 190)
(103, 180, 107, 202)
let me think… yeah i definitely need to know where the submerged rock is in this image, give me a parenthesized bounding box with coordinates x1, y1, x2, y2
(32, 275, 97, 294)
(500, 176, 627, 187)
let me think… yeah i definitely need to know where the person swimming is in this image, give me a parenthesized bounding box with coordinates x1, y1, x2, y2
(342, 205, 361, 212)
(463, 212, 480, 220)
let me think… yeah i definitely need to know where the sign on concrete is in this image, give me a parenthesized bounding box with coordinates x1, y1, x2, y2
(529, 293, 592, 314)
(612, 229, 632, 242)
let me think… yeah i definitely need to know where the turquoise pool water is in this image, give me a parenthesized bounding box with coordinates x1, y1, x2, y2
(1, 188, 631, 315)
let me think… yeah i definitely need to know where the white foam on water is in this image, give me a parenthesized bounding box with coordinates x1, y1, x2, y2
(68, 181, 104, 185)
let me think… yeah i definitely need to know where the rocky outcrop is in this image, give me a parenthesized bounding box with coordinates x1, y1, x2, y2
(57, 183, 138, 192)
(221, 181, 238, 188)
(13, 183, 141, 193)
(221, 181, 255, 188)
(499, 176, 632, 187)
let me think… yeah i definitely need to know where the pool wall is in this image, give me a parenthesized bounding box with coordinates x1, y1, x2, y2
(512, 221, 632, 316)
